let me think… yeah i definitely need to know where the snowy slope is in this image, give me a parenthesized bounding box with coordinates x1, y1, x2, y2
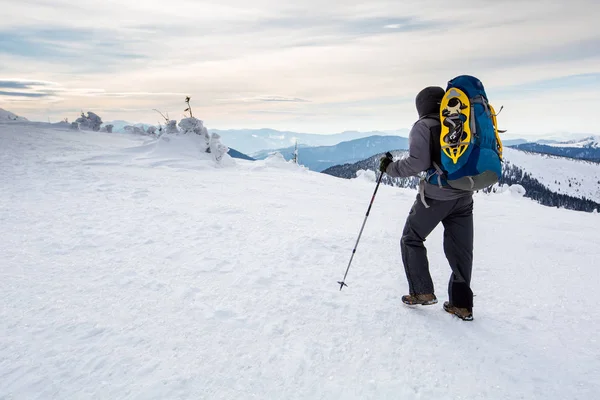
(1, 123, 599, 399)
(0, 107, 28, 121)
(503, 147, 600, 202)
(549, 135, 600, 148)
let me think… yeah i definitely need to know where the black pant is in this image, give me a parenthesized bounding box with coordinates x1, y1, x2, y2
(400, 195, 474, 310)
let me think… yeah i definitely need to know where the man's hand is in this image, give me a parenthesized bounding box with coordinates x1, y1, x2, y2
(379, 152, 394, 173)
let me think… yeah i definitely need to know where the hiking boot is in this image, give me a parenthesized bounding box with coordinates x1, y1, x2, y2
(443, 301, 473, 321)
(401, 293, 438, 306)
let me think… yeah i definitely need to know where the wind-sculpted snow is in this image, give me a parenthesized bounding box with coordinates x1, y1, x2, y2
(1, 123, 599, 399)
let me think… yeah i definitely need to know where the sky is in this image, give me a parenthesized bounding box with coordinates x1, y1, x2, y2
(0, 0, 599, 137)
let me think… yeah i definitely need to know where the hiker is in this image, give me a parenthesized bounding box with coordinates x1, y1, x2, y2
(379, 86, 475, 321)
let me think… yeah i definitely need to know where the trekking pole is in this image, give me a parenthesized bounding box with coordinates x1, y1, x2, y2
(338, 152, 392, 290)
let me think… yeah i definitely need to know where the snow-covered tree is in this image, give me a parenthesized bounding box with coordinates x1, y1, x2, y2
(291, 139, 299, 164)
(209, 132, 229, 163)
(75, 112, 102, 131)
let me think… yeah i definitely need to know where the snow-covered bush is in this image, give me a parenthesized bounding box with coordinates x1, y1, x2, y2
(151, 114, 232, 166)
(147, 126, 157, 136)
(354, 169, 377, 183)
(262, 152, 308, 171)
(209, 132, 228, 163)
(489, 183, 526, 196)
(75, 111, 102, 131)
(70, 121, 79, 130)
(124, 125, 146, 135)
(509, 184, 526, 196)
(165, 120, 178, 134)
(100, 124, 113, 133)
(179, 117, 210, 151)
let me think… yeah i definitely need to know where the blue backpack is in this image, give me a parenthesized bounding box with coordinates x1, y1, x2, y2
(426, 75, 503, 191)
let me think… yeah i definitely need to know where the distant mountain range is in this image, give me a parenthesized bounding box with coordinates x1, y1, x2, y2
(502, 139, 529, 146)
(211, 128, 408, 155)
(323, 147, 600, 213)
(252, 135, 410, 172)
(254, 133, 600, 173)
(512, 136, 600, 162)
(103, 121, 409, 155)
(555, 136, 600, 148)
(7, 109, 600, 172)
(103, 116, 600, 163)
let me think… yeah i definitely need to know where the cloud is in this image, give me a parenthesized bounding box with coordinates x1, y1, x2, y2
(494, 73, 600, 96)
(0, 77, 190, 101)
(0, 79, 55, 89)
(463, 36, 600, 72)
(0, 79, 61, 99)
(0, 90, 51, 98)
(1, 0, 599, 134)
(254, 15, 439, 36)
(254, 96, 310, 103)
(101, 92, 189, 98)
(0, 27, 147, 72)
(216, 95, 311, 104)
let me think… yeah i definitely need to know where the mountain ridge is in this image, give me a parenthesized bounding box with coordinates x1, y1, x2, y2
(253, 135, 410, 172)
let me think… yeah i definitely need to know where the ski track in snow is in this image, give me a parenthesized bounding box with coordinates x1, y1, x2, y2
(1, 124, 599, 399)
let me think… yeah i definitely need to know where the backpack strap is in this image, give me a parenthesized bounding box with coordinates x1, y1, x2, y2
(418, 115, 447, 185)
(414, 115, 445, 208)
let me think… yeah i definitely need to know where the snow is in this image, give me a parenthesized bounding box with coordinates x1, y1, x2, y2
(547, 135, 600, 148)
(0, 107, 28, 121)
(491, 183, 527, 197)
(1, 122, 600, 399)
(256, 151, 309, 172)
(354, 169, 377, 183)
(503, 147, 600, 202)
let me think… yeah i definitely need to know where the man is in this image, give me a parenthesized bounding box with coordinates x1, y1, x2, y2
(379, 86, 475, 321)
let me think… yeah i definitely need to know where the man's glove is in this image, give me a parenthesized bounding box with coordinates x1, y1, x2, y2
(379, 152, 393, 173)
